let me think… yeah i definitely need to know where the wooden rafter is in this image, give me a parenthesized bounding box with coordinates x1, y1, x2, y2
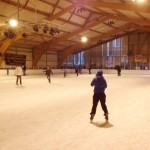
(83, 12, 93, 27)
(67, 7, 76, 22)
(46, 4, 76, 21)
(131, 25, 150, 33)
(77, 0, 150, 14)
(135, 12, 146, 20)
(51, 0, 60, 15)
(40, 0, 87, 19)
(109, 15, 150, 27)
(32, 16, 110, 66)
(0, 0, 81, 28)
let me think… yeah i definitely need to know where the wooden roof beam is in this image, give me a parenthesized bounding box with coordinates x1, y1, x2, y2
(77, 0, 150, 13)
(40, 0, 87, 19)
(51, 0, 60, 15)
(110, 15, 150, 27)
(0, 0, 81, 28)
(131, 24, 150, 32)
(46, 4, 76, 21)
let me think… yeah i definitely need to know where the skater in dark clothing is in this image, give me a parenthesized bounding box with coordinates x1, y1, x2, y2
(75, 67, 79, 76)
(90, 69, 109, 121)
(114, 65, 121, 76)
(88, 66, 92, 74)
(22, 65, 26, 76)
(46, 67, 53, 83)
(63, 68, 67, 78)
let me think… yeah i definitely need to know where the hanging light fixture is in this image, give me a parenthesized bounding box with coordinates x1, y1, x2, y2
(43, 25, 49, 34)
(81, 36, 88, 43)
(4, 30, 16, 39)
(33, 25, 39, 32)
(9, 19, 18, 27)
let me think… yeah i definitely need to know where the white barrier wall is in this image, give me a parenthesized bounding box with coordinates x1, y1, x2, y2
(0, 69, 150, 76)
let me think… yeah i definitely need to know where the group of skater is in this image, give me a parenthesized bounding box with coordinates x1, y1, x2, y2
(14, 64, 123, 122)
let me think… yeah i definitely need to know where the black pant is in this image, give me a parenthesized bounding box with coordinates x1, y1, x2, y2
(47, 75, 51, 83)
(90, 93, 108, 115)
(16, 75, 22, 85)
(118, 71, 121, 76)
(64, 72, 66, 78)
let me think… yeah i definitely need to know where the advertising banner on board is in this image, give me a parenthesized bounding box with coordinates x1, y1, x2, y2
(135, 55, 142, 62)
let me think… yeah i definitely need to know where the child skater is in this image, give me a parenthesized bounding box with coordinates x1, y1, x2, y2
(90, 69, 109, 122)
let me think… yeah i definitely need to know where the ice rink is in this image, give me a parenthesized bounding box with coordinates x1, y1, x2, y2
(0, 73, 150, 150)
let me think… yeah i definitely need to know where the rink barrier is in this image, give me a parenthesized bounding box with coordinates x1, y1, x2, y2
(0, 69, 150, 76)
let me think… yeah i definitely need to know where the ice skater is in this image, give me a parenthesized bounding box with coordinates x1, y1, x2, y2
(45, 67, 53, 83)
(22, 65, 26, 76)
(90, 69, 109, 122)
(63, 68, 67, 78)
(88, 66, 92, 74)
(15, 65, 23, 85)
(114, 65, 121, 76)
(75, 67, 79, 76)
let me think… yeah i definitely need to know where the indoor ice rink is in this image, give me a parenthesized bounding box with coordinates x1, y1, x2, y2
(0, 72, 150, 150)
(0, 0, 150, 150)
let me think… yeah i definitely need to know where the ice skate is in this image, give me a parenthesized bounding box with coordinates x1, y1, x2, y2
(90, 114, 94, 121)
(104, 114, 109, 121)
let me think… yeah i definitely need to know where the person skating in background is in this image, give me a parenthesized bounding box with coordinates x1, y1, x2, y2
(46, 67, 53, 83)
(114, 65, 121, 76)
(63, 68, 67, 78)
(15, 65, 23, 85)
(88, 66, 92, 74)
(22, 65, 26, 76)
(90, 69, 109, 122)
(75, 67, 79, 76)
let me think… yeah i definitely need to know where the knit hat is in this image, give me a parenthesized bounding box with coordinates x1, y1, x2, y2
(96, 69, 103, 76)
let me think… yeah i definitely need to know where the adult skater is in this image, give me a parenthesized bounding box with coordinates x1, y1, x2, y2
(46, 67, 53, 83)
(115, 65, 121, 76)
(15, 65, 23, 85)
(90, 69, 109, 121)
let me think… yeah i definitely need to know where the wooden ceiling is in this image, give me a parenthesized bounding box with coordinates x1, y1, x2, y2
(0, 0, 150, 66)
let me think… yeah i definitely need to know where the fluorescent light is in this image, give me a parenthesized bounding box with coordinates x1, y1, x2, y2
(81, 36, 88, 43)
(9, 19, 18, 27)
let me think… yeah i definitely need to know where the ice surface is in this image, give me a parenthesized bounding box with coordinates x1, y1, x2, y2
(0, 73, 150, 150)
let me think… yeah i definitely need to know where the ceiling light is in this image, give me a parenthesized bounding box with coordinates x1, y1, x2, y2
(81, 36, 88, 43)
(49, 28, 54, 36)
(9, 19, 18, 27)
(4, 30, 16, 39)
(43, 25, 49, 34)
